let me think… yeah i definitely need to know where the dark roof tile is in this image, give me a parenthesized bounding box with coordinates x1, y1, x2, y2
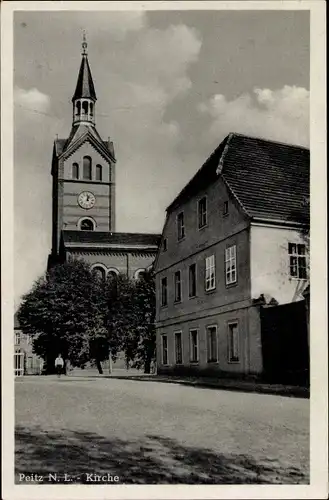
(62, 230, 161, 247)
(167, 133, 309, 224)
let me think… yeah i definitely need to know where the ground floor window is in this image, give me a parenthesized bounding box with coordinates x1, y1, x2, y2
(174, 331, 183, 364)
(161, 335, 168, 365)
(14, 350, 24, 377)
(207, 325, 218, 362)
(228, 322, 239, 362)
(189, 329, 199, 363)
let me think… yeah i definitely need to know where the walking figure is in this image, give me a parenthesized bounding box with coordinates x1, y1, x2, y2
(55, 354, 64, 377)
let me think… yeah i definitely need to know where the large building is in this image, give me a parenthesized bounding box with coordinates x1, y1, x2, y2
(48, 36, 161, 277)
(154, 133, 310, 382)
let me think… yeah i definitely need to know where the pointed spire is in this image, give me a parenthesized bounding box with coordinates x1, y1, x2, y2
(72, 32, 97, 102)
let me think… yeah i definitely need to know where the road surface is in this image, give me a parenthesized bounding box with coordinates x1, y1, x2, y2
(15, 376, 309, 484)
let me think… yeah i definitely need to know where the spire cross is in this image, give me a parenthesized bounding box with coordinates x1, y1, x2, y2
(82, 31, 87, 55)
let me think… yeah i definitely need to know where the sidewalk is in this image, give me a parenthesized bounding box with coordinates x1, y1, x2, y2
(68, 368, 309, 398)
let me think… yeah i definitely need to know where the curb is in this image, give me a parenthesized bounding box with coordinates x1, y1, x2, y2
(101, 375, 310, 399)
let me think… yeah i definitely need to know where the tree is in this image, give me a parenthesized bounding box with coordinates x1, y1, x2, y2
(17, 258, 108, 373)
(105, 270, 156, 373)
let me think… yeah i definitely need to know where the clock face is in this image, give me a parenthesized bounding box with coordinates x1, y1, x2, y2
(78, 191, 96, 209)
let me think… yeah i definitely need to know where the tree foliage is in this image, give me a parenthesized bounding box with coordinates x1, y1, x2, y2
(18, 258, 108, 373)
(17, 259, 157, 374)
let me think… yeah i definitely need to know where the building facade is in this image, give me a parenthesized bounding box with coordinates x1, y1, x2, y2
(154, 133, 309, 380)
(14, 313, 43, 376)
(48, 36, 161, 276)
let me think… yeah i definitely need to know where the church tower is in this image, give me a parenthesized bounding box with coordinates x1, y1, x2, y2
(50, 35, 116, 259)
(48, 35, 160, 280)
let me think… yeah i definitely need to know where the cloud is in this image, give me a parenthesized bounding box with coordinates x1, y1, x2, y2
(198, 85, 309, 147)
(14, 87, 50, 113)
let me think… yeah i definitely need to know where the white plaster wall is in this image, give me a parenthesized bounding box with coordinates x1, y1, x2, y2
(250, 224, 309, 305)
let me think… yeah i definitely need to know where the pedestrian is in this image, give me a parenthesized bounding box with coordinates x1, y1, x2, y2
(55, 354, 64, 377)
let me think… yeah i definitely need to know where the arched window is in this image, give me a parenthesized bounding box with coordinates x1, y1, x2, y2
(96, 164, 102, 181)
(83, 156, 92, 180)
(93, 266, 106, 281)
(72, 163, 79, 179)
(90, 102, 94, 116)
(107, 269, 119, 280)
(82, 101, 88, 115)
(76, 101, 81, 114)
(80, 218, 94, 231)
(134, 269, 146, 280)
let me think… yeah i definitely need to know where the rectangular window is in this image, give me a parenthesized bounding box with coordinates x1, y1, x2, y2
(207, 326, 218, 362)
(189, 329, 199, 363)
(228, 323, 239, 363)
(162, 335, 168, 365)
(189, 263, 197, 298)
(225, 245, 237, 285)
(162, 238, 167, 252)
(174, 271, 182, 302)
(174, 332, 183, 365)
(288, 243, 307, 279)
(198, 197, 207, 229)
(161, 277, 168, 307)
(223, 201, 229, 216)
(205, 255, 216, 291)
(15, 332, 21, 345)
(177, 212, 185, 240)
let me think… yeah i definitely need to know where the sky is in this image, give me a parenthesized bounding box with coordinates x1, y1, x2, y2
(13, 9, 310, 307)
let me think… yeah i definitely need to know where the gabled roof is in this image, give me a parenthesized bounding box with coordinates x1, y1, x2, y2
(62, 230, 161, 249)
(72, 54, 96, 102)
(54, 125, 115, 162)
(167, 133, 310, 225)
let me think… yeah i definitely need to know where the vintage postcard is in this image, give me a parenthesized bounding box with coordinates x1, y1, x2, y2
(1, 1, 327, 499)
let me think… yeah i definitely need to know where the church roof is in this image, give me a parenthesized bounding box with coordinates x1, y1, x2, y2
(72, 54, 96, 102)
(54, 130, 114, 161)
(62, 231, 161, 249)
(167, 133, 310, 225)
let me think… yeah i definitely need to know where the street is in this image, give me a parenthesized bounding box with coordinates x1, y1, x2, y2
(15, 376, 309, 484)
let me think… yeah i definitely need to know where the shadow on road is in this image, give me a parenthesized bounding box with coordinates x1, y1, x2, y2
(15, 426, 308, 484)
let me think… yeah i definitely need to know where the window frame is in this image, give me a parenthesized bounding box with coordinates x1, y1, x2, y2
(174, 331, 183, 365)
(161, 334, 169, 366)
(79, 217, 95, 231)
(15, 332, 21, 346)
(288, 243, 307, 280)
(225, 245, 237, 286)
(205, 255, 216, 291)
(177, 211, 185, 241)
(72, 162, 79, 180)
(227, 321, 240, 363)
(198, 196, 207, 229)
(161, 276, 168, 307)
(188, 263, 197, 298)
(174, 270, 182, 303)
(206, 325, 218, 363)
(223, 201, 229, 216)
(189, 329, 199, 363)
(82, 155, 92, 180)
(96, 164, 102, 181)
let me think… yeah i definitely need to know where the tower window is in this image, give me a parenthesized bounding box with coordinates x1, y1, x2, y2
(82, 101, 88, 115)
(72, 163, 79, 180)
(90, 102, 94, 116)
(76, 101, 81, 114)
(83, 156, 92, 180)
(96, 164, 102, 181)
(80, 218, 94, 231)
